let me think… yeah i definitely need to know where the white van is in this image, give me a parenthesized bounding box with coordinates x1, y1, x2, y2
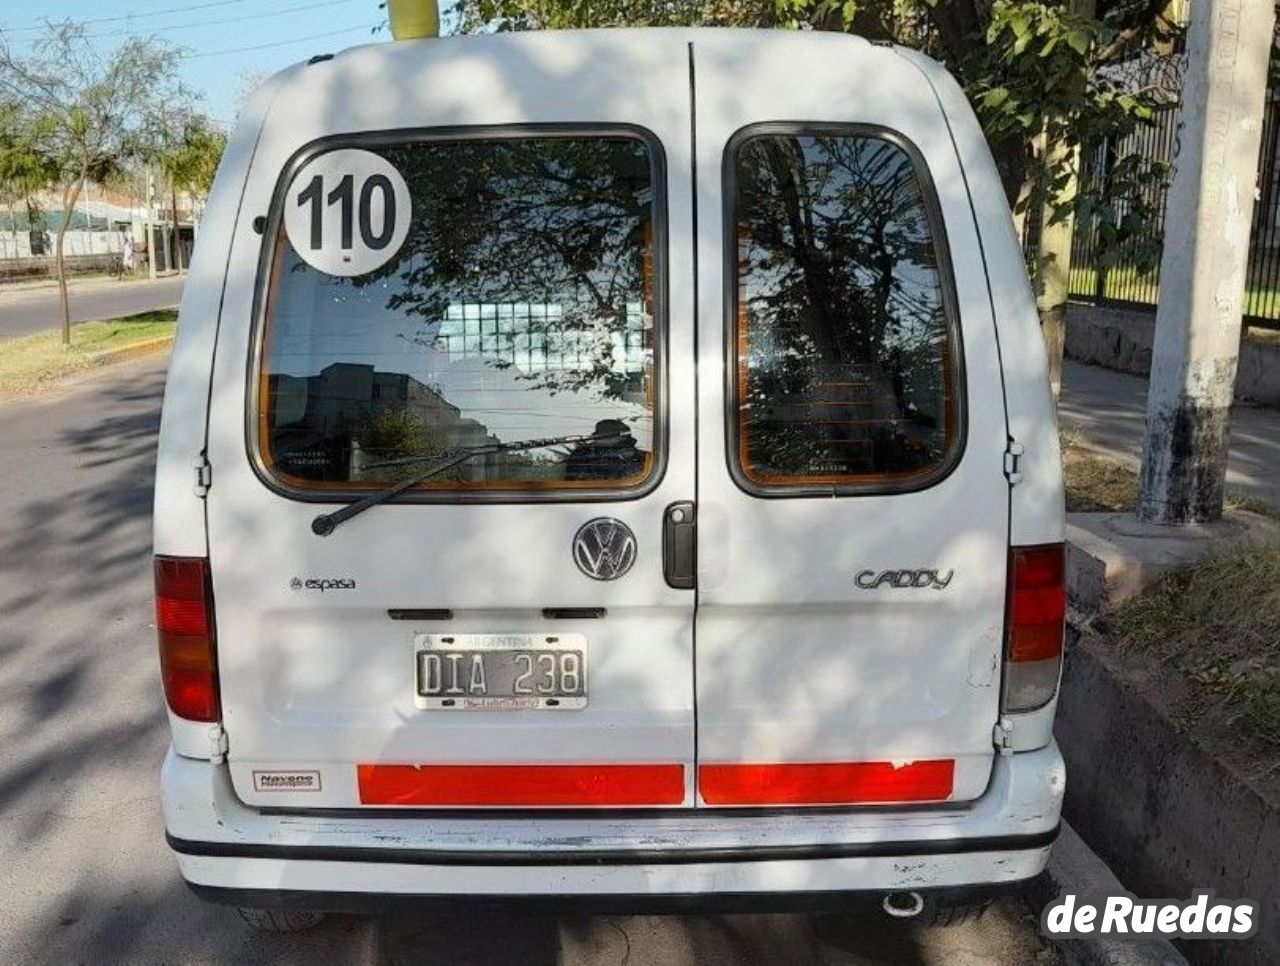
(154, 27, 1066, 927)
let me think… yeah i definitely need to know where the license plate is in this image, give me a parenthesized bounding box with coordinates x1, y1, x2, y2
(413, 633, 587, 710)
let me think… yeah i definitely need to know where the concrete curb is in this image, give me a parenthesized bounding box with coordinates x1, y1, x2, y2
(1065, 510, 1280, 615)
(85, 335, 174, 367)
(1064, 303, 1280, 408)
(1055, 635, 1279, 966)
(1030, 823, 1189, 966)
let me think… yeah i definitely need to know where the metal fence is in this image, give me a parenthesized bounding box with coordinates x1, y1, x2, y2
(1062, 94, 1280, 331)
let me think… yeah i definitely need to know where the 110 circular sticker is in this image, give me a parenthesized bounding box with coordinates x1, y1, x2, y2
(283, 148, 411, 277)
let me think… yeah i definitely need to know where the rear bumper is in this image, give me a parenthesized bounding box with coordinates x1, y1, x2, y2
(162, 742, 1064, 905)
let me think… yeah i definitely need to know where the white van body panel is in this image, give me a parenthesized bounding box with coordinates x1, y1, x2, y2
(153, 78, 282, 560)
(691, 31, 1008, 802)
(895, 50, 1065, 754)
(895, 50, 1066, 549)
(156, 28, 1066, 900)
(154, 75, 303, 760)
(201, 32, 700, 807)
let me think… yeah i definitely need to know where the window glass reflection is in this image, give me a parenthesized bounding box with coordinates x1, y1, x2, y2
(734, 132, 959, 487)
(259, 136, 658, 491)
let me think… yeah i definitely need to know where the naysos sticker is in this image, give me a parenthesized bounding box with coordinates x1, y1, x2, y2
(284, 148, 411, 277)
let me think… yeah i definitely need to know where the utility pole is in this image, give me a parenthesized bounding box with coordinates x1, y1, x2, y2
(1137, 0, 1274, 525)
(171, 181, 183, 274)
(147, 168, 158, 280)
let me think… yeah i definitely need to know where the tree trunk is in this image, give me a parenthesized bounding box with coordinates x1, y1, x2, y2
(171, 184, 184, 273)
(1036, 137, 1079, 401)
(56, 174, 87, 348)
(1035, 0, 1095, 402)
(5, 197, 16, 258)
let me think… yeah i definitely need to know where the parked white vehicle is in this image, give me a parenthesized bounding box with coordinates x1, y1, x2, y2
(154, 27, 1065, 927)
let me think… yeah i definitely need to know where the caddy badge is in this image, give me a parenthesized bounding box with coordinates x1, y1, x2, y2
(855, 569, 954, 590)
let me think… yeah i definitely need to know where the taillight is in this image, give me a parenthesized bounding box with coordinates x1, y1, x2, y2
(1003, 543, 1065, 712)
(154, 555, 220, 722)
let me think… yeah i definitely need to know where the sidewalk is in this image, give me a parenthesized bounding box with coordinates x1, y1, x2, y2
(0, 272, 174, 294)
(1059, 359, 1280, 508)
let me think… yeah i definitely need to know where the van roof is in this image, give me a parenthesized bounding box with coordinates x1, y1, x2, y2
(241, 27, 936, 143)
(264, 26, 887, 93)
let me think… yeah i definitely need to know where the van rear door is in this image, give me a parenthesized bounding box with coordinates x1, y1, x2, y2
(690, 33, 1010, 805)
(202, 34, 698, 809)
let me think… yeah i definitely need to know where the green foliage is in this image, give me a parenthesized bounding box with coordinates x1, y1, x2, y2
(362, 408, 436, 458)
(0, 25, 192, 192)
(357, 409, 456, 482)
(152, 115, 228, 199)
(452, 0, 1182, 270)
(460, 0, 775, 31)
(0, 104, 57, 195)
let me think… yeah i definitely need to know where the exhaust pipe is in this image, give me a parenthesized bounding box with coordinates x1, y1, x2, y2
(882, 891, 925, 919)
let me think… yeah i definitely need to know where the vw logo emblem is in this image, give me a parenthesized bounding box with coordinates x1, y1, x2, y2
(572, 518, 637, 581)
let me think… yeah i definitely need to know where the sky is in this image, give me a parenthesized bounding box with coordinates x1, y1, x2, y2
(0, 0, 456, 128)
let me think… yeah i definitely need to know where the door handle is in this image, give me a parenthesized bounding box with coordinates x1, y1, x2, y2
(663, 501, 696, 590)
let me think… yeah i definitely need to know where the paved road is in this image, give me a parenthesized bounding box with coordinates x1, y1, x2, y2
(0, 276, 184, 339)
(1060, 359, 1280, 508)
(0, 354, 1058, 963)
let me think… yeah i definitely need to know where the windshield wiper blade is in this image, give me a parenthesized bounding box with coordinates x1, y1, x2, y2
(310, 429, 628, 536)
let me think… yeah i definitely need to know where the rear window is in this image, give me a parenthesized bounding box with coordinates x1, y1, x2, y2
(254, 132, 662, 496)
(729, 127, 963, 494)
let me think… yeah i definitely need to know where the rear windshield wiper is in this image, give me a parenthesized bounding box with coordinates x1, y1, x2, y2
(310, 429, 630, 536)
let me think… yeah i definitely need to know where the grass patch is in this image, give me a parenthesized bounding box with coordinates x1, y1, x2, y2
(0, 309, 175, 397)
(1068, 265, 1280, 321)
(1108, 542, 1280, 746)
(1062, 433, 1139, 513)
(1062, 432, 1280, 519)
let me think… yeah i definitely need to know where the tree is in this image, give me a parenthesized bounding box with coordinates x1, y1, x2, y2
(144, 111, 227, 271)
(0, 102, 58, 261)
(0, 23, 191, 346)
(455, 0, 1182, 382)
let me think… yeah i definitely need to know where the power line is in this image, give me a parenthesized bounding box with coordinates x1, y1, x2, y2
(0, 0, 254, 33)
(180, 23, 374, 58)
(83, 0, 355, 39)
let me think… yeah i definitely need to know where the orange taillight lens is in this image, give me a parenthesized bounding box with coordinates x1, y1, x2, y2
(154, 555, 220, 722)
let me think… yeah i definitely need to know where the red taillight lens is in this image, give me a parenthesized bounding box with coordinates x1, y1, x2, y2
(1004, 543, 1065, 712)
(155, 555, 220, 722)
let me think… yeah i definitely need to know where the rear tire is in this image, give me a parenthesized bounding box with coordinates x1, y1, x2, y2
(918, 898, 990, 928)
(236, 907, 326, 933)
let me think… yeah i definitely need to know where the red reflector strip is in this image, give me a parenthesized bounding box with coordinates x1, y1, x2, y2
(699, 760, 955, 806)
(357, 763, 685, 807)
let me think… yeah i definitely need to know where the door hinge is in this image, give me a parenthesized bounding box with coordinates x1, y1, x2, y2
(208, 723, 228, 762)
(1003, 441, 1024, 485)
(193, 454, 212, 497)
(993, 717, 1015, 756)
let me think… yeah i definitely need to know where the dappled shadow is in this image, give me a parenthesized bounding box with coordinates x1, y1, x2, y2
(0, 358, 181, 961)
(1059, 359, 1280, 506)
